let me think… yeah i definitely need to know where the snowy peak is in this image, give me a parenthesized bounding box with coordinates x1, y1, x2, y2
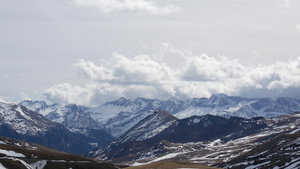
(208, 93, 231, 106)
(19, 100, 59, 117)
(61, 104, 100, 131)
(118, 109, 177, 143)
(0, 102, 56, 135)
(19, 101, 99, 132)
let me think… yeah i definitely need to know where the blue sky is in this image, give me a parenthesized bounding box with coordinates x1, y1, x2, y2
(1, 0, 300, 105)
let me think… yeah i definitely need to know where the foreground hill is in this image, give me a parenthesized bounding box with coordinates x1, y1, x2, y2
(0, 136, 117, 169)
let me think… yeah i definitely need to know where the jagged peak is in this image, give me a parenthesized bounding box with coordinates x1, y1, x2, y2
(152, 109, 177, 119)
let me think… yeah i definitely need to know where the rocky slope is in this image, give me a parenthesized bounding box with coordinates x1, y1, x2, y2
(89, 112, 267, 163)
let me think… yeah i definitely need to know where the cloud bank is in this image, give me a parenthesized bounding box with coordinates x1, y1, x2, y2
(44, 44, 300, 106)
(73, 0, 182, 15)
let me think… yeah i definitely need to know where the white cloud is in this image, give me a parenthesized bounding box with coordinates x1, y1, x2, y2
(74, 59, 116, 81)
(73, 0, 182, 15)
(296, 23, 300, 32)
(44, 44, 300, 106)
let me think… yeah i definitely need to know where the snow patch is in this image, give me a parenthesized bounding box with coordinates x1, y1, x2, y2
(0, 149, 25, 157)
(193, 118, 200, 123)
(16, 106, 32, 121)
(30, 160, 47, 169)
(245, 161, 271, 169)
(209, 139, 222, 147)
(0, 163, 6, 169)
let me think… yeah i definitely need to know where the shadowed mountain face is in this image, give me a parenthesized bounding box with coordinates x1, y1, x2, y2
(90, 111, 267, 163)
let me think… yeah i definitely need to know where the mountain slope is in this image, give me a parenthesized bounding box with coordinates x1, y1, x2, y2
(91, 111, 300, 167)
(118, 109, 178, 143)
(90, 112, 267, 163)
(0, 102, 114, 154)
(217, 112, 300, 169)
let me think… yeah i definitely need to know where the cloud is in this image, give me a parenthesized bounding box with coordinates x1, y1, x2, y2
(296, 23, 300, 32)
(278, 0, 290, 8)
(73, 0, 182, 15)
(44, 44, 300, 106)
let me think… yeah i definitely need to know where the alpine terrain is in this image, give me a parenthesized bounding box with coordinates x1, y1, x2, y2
(90, 111, 300, 169)
(1, 94, 300, 168)
(19, 94, 300, 139)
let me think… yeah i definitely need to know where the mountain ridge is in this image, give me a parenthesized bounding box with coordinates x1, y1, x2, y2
(18, 94, 300, 138)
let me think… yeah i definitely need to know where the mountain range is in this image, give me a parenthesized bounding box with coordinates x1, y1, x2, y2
(1, 94, 300, 168)
(19, 94, 300, 138)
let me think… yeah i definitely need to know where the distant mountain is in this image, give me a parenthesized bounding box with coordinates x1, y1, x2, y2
(0, 136, 117, 169)
(0, 102, 114, 154)
(86, 94, 300, 137)
(19, 100, 99, 131)
(19, 94, 300, 138)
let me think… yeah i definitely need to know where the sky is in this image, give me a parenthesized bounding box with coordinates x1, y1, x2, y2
(1, 0, 300, 106)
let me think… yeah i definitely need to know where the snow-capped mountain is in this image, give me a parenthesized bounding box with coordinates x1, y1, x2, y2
(0, 102, 114, 154)
(19, 94, 300, 138)
(0, 102, 57, 135)
(85, 97, 185, 138)
(86, 94, 300, 137)
(19, 101, 100, 132)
